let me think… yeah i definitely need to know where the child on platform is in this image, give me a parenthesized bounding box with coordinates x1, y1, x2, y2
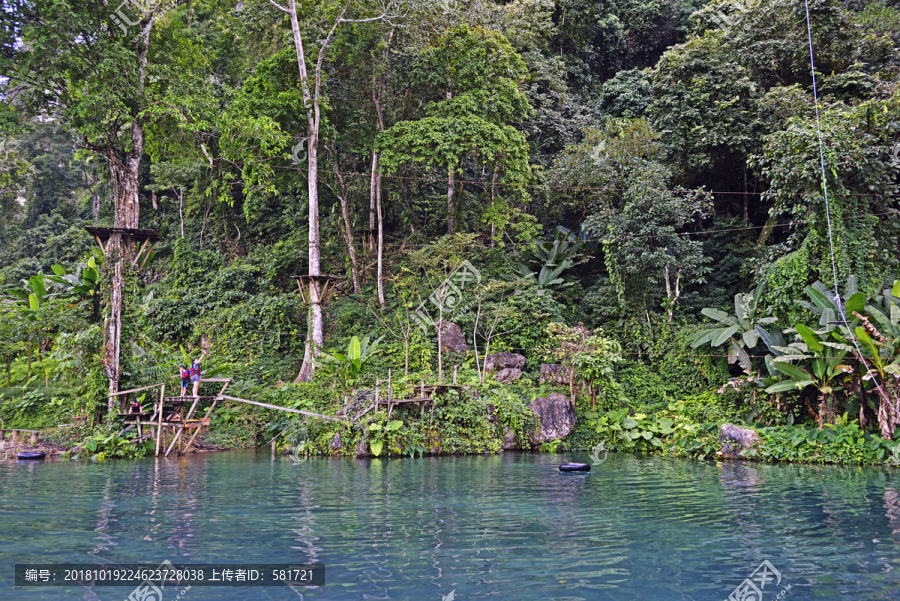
(180, 364, 191, 397)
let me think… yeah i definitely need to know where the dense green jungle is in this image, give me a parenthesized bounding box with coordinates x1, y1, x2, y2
(1, 0, 899, 466)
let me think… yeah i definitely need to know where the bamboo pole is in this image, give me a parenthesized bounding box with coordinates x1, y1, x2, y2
(110, 383, 163, 397)
(165, 396, 200, 457)
(180, 380, 230, 455)
(219, 394, 346, 421)
(155, 384, 165, 456)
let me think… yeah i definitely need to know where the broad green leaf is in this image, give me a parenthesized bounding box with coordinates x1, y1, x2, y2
(755, 325, 784, 356)
(796, 324, 823, 353)
(769, 359, 814, 382)
(387, 420, 403, 431)
(735, 294, 749, 329)
(845, 292, 865, 316)
(854, 328, 882, 371)
(811, 357, 825, 380)
(51, 264, 66, 276)
(741, 329, 759, 348)
(892, 280, 900, 298)
(621, 418, 638, 429)
(369, 440, 383, 456)
(766, 380, 814, 393)
(28, 293, 39, 311)
(701, 308, 739, 326)
(349, 336, 361, 361)
(803, 285, 831, 312)
(750, 280, 766, 317)
(711, 325, 740, 346)
(29, 275, 47, 300)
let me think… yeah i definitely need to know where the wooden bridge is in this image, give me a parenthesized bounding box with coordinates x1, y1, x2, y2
(111, 377, 344, 457)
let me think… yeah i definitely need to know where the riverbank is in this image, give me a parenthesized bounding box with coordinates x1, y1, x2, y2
(5, 379, 900, 466)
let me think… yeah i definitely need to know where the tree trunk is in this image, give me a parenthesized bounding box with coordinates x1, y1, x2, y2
(369, 150, 377, 233)
(376, 165, 385, 307)
(178, 189, 185, 238)
(329, 153, 361, 293)
(447, 166, 455, 234)
(743, 165, 749, 223)
(490, 171, 498, 246)
(92, 188, 100, 226)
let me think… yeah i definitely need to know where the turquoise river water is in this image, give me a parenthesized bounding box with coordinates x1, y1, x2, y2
(1, 451, 900, 600)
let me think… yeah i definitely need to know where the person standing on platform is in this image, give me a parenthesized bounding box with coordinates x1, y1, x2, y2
(180, 364, 191, 397)
(191, 352, 206, 397)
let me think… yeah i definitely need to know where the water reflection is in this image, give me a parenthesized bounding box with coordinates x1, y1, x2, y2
(1, 452, 899, 600)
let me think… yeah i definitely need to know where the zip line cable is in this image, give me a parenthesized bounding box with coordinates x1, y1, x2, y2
(802, 0, 890, 417)
(321, 168, 900, 198)
(315, 210, 897, 250)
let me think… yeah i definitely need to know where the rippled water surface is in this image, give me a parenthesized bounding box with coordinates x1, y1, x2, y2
(2, 451, 900, 600)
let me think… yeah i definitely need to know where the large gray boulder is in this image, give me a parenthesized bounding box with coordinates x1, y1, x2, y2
(528, 393, 577, 444)
(485, 352, 525, 373)
(502, 427, 519, 450)
(539, 363, 572, 385)
(438, 321, 468, 354)
(719, 424, 760, 458)
(355, 439, 369, 457)
(495, 368, 522, 383)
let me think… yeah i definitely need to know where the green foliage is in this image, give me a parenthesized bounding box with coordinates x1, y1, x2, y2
(315, 335, 384, 402)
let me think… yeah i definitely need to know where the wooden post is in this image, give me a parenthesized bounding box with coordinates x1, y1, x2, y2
(155, 384, 165, 457)
(388, 370, 392, 401)
(165, 396, 200, 457)
(11, 431, 18, 443)
(453, 366, 457, 386)
(420, 378, 425, 399)
(30, 432, 39, 445)
(182, 399, 217, 455)
(271, 439, 276, 457)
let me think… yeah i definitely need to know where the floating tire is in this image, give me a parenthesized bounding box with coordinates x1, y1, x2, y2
(17, 452, 45, 460)
(559, 462, 590, 472)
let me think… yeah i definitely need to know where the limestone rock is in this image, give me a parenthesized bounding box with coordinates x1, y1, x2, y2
(502, 427, 519, 449)
(527, 393, 577, 444)
(355, 439, 369, 458)
(485, 351, 525, 373)
(719, 424, 760, 458)
(438, 321, 468, 354)
(331, 432, 342, 450)
(539, 363, 572, 385)
(495, 368, 522, 383)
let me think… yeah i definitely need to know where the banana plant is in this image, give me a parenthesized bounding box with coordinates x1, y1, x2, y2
(690, 281, 777, 373)
(765, 323, 851, 426)
(861, 280, 900, 366)
(315, 335, 383, 403)
(512, 229, 588, 290)
(796, 276, 866, 336)
(45, 251, 102, 321)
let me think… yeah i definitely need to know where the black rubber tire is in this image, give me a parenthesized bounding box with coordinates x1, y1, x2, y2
(559, 462, 590, 472)
(16, 452, 46, 460)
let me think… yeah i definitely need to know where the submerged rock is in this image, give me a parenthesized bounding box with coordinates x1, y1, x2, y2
(719, 424, 760, 458)
(438, 321, 468, 354)
(495, 368, 522, 383)
(485, 351, 525, 373)
(528, 393, 577, 444)
(539, 363, 572, 385)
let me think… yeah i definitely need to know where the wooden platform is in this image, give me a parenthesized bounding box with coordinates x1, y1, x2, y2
(163, 396, 218, 403)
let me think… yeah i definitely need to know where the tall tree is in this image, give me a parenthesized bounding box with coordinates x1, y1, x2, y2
(263, 0, 399, 381)
(0, 0, 189, 408)
(378, 25, 532, 235)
